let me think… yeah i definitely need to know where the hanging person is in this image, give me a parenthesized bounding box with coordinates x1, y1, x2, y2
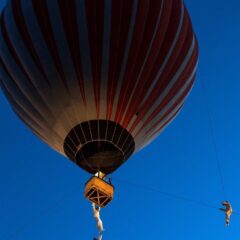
(92, 202, 104, 238)
(219, 201, 233, 226)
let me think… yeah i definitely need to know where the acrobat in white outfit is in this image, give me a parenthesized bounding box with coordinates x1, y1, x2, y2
(92, 203, 104, 239)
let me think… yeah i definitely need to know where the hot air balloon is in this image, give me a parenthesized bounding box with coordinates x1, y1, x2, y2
(0, 0, 198, 207)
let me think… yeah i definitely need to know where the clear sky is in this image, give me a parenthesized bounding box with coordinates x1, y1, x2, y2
(1, 0, 240, 239)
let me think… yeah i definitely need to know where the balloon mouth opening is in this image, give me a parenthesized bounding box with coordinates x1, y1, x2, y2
(63, 120, 135, 174)
(76, 140, 124, 174)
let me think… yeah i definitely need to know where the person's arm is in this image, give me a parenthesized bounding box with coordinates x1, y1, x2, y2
(92, 203, 96, 212)
(222, 202, 229, 207)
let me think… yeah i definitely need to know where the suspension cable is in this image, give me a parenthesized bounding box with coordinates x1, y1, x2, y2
(200, 78, 227, 199)
(115, 178, 218, 210)
(115, 178, 240, 215)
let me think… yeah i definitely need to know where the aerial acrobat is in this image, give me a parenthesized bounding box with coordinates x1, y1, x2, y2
(220, 201, 233, 226)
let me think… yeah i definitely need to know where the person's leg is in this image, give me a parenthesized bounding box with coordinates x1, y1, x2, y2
(225, 214, 230, 226)
(97, 219, 104, 232)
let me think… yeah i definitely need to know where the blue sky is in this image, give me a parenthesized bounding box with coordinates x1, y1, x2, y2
(1, 0, 240, 239)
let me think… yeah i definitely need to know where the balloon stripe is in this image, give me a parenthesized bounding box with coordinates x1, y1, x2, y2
(85, 0, 104, 118)
(128, 0, 185, 132)
(137, 63, 197, 139)
(111, 0, 138, 122)
(121, 0, 172, 129)
(106, 0, 122, 120)
(144, 78, 195, 142)
(114, 0, 150, 124)
(31, 0, 70, 93)
(76, 0, 96, 119)
(0, 46, 54, 123)
(107, 0, 134, 120)
(0, 66, 50, 133)
(120, 0, 164, 127)
(99, 0, 111, 119)
(134, 36, 198, 135)
(58, 0, 86, 106)
(11, 0, 51, 87)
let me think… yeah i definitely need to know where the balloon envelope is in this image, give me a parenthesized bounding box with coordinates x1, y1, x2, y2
(0, 0, 198, 174)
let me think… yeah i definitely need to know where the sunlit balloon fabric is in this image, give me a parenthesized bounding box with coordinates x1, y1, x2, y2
(0, 0, 198, 174)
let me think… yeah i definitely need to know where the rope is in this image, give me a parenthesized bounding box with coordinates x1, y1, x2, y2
(115, 178, 240, 216)
(200, 78, 227, 199)
(115, 178, 218, 209)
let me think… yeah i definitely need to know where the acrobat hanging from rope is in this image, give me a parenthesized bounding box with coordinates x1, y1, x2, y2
(219, 201, 233, 226)
(92, 202, 104, 240)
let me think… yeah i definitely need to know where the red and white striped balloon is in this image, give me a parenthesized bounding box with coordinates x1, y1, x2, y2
(0, 0, 198, 172)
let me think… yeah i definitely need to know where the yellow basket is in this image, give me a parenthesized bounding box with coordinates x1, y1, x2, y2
(84, 176, 114, 208)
